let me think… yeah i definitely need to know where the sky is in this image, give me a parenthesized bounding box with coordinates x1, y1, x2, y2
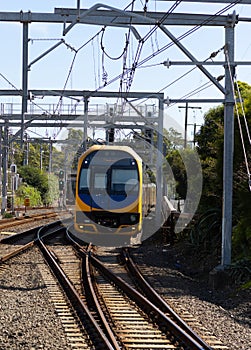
(0, 0, 251, 142)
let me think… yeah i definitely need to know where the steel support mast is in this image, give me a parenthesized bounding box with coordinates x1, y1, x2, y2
(222, 23, 235, 267)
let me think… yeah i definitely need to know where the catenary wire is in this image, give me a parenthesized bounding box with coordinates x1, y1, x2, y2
(225, 48, 251, 187)
(235, 76, 251, 146)
(24, 1, 243, 137)
(51, 1, 240, 115)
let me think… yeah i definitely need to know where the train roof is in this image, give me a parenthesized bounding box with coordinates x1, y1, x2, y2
(79, 145, 142, 162)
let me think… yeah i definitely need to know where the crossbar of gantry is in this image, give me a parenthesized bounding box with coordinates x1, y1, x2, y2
(0, 90, 162, 99)
(0, 9, 242, 26)
(156, 0, 251, 3)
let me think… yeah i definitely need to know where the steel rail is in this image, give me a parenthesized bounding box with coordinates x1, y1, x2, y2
(0, 212, 59, 230)
(0, 226, 39, 244)
(83, 244, 122, 350)
(66, 230, 122, 349)
(66, 226, 210, 349)
(67, 226, 212, 350)
(0, 220, 66, 263)
(86, 250, 209, 349)
(0, 219, 64, 244)
(37, 224, 114, 350)
(121, 248, 213, 350)
(0, 222, 62, 262)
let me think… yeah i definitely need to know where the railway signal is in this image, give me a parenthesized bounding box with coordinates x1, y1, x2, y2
(59, 180, 64, 191)
(59, 169, 64, 179)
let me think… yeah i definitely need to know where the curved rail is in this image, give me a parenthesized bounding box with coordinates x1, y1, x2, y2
(0, 221, 64, 262)
(83, 245, 122, 349)
(121, 247, 213, 350)
(66, 226, 209, 350)
(66, 229, 122, 349)
(89, 251, 208, 350)
(37, 223, 115, 350)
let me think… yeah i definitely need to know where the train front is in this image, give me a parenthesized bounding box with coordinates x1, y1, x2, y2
(74, 145, 143, 246)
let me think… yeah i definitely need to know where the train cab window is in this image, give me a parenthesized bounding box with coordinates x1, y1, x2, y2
(79, 168, 90, 193)
(94, 172, 107, 191)
(111, 169, 139, 194)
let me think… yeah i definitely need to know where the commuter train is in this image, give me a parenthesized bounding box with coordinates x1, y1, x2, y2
(73, 145, 156, 246)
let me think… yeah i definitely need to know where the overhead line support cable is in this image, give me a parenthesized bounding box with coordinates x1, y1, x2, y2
(235, 77, 251, 146)
(63, 1, 240, 108)
(90, 2, 236, 96)
(225, 48, 251, 189)
(123, 1, 182, 98)
(0, 72, 20, 91)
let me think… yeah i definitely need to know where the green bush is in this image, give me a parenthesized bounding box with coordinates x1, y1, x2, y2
(3, 212, 13, 219)
(189, 208, 222, 248)
(15, 183, 42, 207)
(232, 218, 251, 260)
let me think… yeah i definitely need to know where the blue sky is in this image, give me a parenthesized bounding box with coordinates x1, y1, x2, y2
(0, 1, 251, 140)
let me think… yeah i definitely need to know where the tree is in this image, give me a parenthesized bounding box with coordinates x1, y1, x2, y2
(18, 166, 58, 205)
(166, 149, 187, 199)
(194, 81, 251, 261)
(60, 128, 84, 171)
(164, 127, 183, 150)
(44, 173, 59, 206)
(10, 141, 50, 170)
(195, 105, 224, 210)
(15, 183, 42, 207)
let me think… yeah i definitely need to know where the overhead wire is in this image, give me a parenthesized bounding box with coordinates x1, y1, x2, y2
(65, 0, 240, 105)
(235, 77, 251, 146)
(51, 29, 104, 115)
(0, 72, 19, 91)
(117, 0, 136, 115)
(133, 0, 241, 71)
(112, 0, 238, 118)
(66, 1, 138, 115)
(26, 0, 243, 115)
(130, 46, 225, 111)
(20, 1, 243, 141)
(92, 37, 98, 89)
(100, 28, 131, 61)
(123, 0, 182, 95)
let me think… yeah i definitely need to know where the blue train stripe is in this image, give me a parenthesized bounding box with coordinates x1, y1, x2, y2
(79, 193, 138, 210)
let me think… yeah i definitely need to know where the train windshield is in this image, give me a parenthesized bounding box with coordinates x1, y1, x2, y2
(79, 168, 90, 192)
(111, 168, 139, 194)
(93, 172, 107, 190)
(79, 152, 139, 195)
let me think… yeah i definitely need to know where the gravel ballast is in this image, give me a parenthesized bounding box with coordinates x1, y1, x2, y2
(0, 231, 250, 349)
(0, 250, 70, 350)
(132, 241, 251, 350)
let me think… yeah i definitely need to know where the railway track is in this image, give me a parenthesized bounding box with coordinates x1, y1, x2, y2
(0, 220, 229, 349)
(0, 210, 61, 231)
(67, 229, 226, 349)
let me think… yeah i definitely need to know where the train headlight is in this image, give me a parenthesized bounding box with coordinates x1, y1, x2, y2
(130, 214, 137, 223)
